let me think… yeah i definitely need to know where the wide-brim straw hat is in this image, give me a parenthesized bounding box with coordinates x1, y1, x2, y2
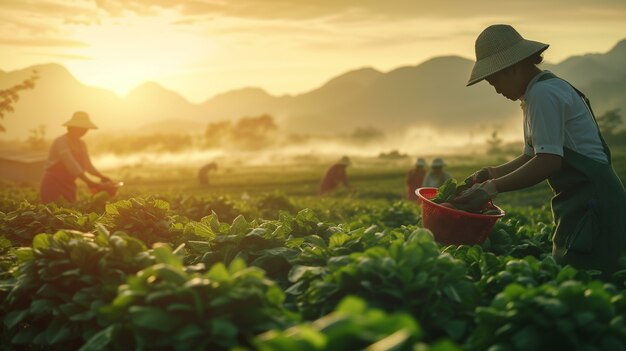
(338, 156, 352, 166)
(62, 111, 98, 129)
(467, 24, 549, 86)
(431, 158, 446, 168)
(415, 158, 426, 167)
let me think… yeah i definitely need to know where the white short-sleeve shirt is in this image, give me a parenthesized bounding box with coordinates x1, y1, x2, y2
(520, 71, 608, 164)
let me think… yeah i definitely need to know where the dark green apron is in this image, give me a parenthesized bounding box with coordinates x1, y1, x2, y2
(536, 73, 626, 276)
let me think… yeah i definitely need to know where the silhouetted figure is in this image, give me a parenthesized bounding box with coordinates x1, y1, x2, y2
(406, 157, 427, 200)
(40, 111, 112, 203)
(319, 156, 351, 195)
(198, 162, 218, 186)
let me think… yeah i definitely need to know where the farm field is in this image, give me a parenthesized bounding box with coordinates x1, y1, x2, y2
(1, 150, 626, 351)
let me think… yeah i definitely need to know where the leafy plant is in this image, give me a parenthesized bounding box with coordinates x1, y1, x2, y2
(483, 212, 553, 259)
(166, 195, 247, 222)
(468, 280, 626, 350)
(102, 198, 178, 246)
(289, 229, 478, 341)
(0, 202, 98, 247)
(251, 296, 424, 351)
(256, 192, 296, 219)
(432, 179, 459, 204)
(92, 246, 294, 350)
(350, 201, 421, 229)
(1, 228, 149, 349)
(0, 236, 13, 281)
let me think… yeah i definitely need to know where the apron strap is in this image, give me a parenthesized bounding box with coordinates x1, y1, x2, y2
(536, 72, 612, 164)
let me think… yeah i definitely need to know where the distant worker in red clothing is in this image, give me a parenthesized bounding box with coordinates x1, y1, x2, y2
(406, 157, 427, 200)
(319, 156, 352, 195)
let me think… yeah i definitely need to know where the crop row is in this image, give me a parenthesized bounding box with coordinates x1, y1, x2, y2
(1, 195, 625, 350)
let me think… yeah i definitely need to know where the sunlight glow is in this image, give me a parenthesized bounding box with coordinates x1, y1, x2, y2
(67, 10, 215, 97)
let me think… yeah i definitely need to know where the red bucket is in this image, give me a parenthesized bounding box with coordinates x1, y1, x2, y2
(416, 187, 505, 245)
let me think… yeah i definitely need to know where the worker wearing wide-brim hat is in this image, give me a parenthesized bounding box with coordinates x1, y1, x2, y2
(319, 156, 352, 195)
(455, 24, 626, 276)
(40, 111, 112, 203)
(423, 158, 452, 188)
(406, 157, 427, 200)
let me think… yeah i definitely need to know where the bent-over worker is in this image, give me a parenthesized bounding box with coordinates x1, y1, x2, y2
(319, 156, 352, 195)
(40, 111, 111, 203)
(456, 24, 626, 276)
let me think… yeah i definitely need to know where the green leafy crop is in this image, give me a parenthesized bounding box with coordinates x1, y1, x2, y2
(468, 280, 626, 350)
(1, 228, 149, 349)
(289, 229, 478, 341)
(252, 296, 427, 351)
(92, 246, 294, 350)
(432, 179, 459, 204)
(102, 198, 178, 247)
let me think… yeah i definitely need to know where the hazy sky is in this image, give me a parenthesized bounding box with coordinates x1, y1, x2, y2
(1, 0, 626, 103)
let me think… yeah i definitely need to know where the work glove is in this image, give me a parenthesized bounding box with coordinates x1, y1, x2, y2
(452, 180, 498, 212)
(463, 167, 492, 185)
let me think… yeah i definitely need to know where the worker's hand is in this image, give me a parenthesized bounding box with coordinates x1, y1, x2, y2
(463, 167, 492, 185)
(452, 180, 498, 212)
(85, 179, 99, 189)
(99, 176, 111, 183)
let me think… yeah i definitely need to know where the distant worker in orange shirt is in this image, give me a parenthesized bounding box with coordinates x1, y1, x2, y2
(319, 156, 352, 195)
(406, 157, 427, 200)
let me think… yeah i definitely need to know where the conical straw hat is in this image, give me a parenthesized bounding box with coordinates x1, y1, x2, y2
(62, 111, 98, 129)
(467, 24, 549, 86)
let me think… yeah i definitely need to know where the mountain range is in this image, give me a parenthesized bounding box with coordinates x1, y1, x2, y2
(1, 38, 625, 139)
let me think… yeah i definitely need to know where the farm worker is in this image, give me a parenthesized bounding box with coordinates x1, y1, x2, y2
(456, 24, 626, 275)
(40, 111, 111, 203)
(423, 158, 452, 188)
(406, 157, 427, 200)
(319, 156, 352, 195)
(198, 162, 218, 186)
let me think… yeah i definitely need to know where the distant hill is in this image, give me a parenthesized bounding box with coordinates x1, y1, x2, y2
(544, 39, 626, 86)
(1, 38, 625, 139)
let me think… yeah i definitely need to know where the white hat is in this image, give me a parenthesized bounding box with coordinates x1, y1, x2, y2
(415, 158, 426, 167)
(62, 111, 98, 129)
(467, 24, 549, 86)
(338, 156, 351, 166)
(431, 158, 445, 167)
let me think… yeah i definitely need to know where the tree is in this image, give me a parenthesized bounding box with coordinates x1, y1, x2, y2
(0, 70, 39, 132)
(204, 121, 232, 148)
(486, 130, 503, 154)
(27, 124, 47, 150)
(230, 114, 278, 149)
(349, 126, 385, 144)
(596, 109, 623, 136)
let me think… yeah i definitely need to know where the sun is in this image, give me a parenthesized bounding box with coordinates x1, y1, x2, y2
(65, 11, 214, 97)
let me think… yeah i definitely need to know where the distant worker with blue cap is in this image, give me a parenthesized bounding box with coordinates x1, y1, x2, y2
(423, 158, 452, 188)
